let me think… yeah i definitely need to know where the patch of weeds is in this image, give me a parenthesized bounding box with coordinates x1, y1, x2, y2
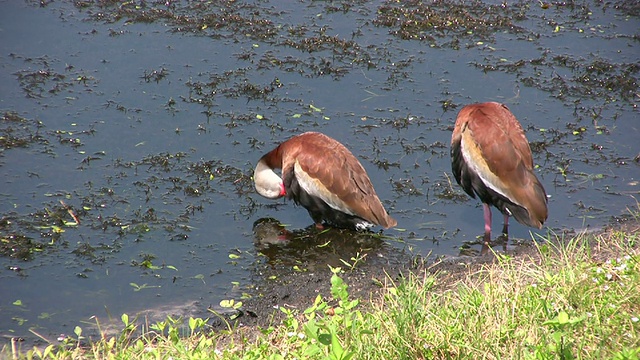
(391, 178, 423, 196)
(50, 128, 85, 148)
(474, 53, 639, 105)
(544, 56, 638, 103)
(374, 0, 526, 47)
(70, 242, 96, 259)
(0, 111, 48, 152)
(185, 70, 283, 106)
(188, 159, 253, 196)
(0, 200, 85, 261)
(254, 50, 304, 74)
(138, 151, 188, 172)
(282, 32, 358, 53)
(394, 135, 442, 157)
(607, 1, 640, 17)
(277, 28, 375, 78)
(433, 173, 468, 202)
(10, 54, 99, 99)
(0, 230, 45, 261)
(141, 67, 169, 83)
(73, 0, 281, 41)
(14, 67, 69, 99)
(131, 252, 156, 269)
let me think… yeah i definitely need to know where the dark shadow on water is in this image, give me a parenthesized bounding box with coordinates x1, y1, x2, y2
(252, 217, 389, 269)
(239, 217, 415, 328)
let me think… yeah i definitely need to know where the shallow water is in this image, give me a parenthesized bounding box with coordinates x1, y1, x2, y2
(0, 0, 638, 345)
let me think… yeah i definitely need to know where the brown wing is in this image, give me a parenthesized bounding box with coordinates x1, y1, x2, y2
(468, 104, 531, 186)
(281, 132, 396, 228)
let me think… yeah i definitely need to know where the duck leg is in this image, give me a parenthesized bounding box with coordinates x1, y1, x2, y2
(501, 214, 509, 239)
(480, 203, 492, 255)
(483, 203, 492, 245)
(498, 213, 510, 252)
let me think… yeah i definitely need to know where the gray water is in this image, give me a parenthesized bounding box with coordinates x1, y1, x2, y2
(0, 0, 638, 344)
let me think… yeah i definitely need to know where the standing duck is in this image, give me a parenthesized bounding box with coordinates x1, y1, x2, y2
(451, 102, 548, 246)
(254, 132, 397, 230)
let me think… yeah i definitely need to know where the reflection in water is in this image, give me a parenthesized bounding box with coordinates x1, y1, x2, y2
(458, 234, 509, 257)
(244, 217, 412, 329)
(252, 217, 387, 269)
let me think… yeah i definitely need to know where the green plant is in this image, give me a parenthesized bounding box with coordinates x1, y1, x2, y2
(541, 311, 586, 359)
(339, 252, 368, 271)
(299, 266, 365, 360)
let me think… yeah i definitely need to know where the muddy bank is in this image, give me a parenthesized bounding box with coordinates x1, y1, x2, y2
(223, 216, 639, 333)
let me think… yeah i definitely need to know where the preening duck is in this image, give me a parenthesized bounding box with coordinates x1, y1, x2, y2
(254, 132, 397, 230)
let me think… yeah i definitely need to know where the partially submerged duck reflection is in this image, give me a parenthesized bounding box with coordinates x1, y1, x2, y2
(252, 217, 387, 268)
(458, 234, 509, 257)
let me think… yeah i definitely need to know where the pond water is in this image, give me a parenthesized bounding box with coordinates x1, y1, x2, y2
(0, 0, 638, 345)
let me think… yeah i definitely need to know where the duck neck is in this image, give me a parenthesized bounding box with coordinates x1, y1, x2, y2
(254, 157, 285, 199)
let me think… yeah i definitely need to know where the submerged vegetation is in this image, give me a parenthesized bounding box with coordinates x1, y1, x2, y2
(4, 222, 639, 359)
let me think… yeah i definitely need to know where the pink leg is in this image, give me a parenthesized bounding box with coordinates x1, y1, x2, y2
(483, 203, 492, 245)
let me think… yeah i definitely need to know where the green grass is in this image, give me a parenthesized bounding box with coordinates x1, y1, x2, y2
(361, 232, 639, 359)
(4, 226, 639, 359)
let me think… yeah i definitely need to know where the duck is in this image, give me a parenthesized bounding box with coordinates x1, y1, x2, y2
(451, 102, 548, 245)
(254, 132, 397, 230)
